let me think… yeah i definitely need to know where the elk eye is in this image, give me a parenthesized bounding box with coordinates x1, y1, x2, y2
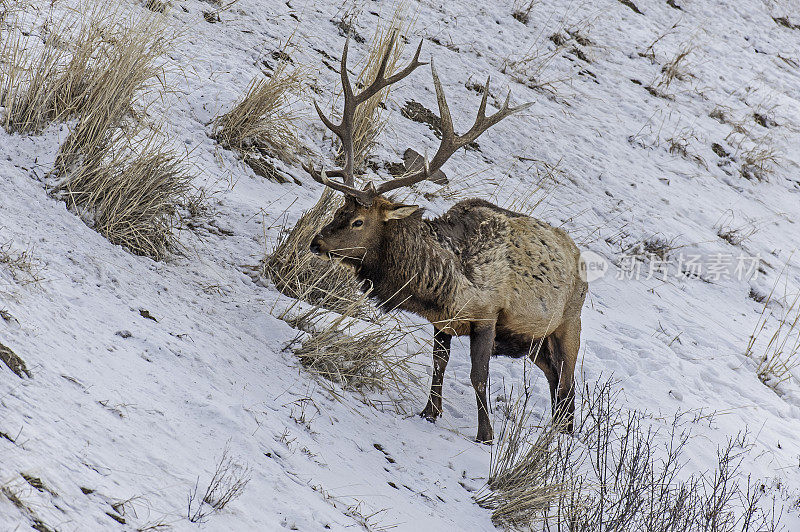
(351, 220, 364, 228)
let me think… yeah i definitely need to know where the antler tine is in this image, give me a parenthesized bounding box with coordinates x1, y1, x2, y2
(303, 165, 377, 205)
(476, 76, 490, 121)
(429, 59, 454, 140)
(312, 100, 340, 136)
(355, 37, 427, 105)
(340, 34, 354, 101)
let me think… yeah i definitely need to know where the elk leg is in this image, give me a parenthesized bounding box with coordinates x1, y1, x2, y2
(470, 321, 495, 444)
(548, 318, 580, 433)
(421, 327, 452, 422)
(528, 338, 560, 412)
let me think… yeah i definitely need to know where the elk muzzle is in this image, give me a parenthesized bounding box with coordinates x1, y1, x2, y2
(309, 234, 328, 258)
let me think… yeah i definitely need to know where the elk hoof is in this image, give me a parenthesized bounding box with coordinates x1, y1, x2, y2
(419, 405, 439, 423)
(475, 428, 494, 445)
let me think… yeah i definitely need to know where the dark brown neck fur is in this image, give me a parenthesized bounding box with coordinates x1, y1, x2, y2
(354, 214, 459, 317)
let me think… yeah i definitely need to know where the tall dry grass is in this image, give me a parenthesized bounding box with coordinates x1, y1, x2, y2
(213, 59, 304, 182)
(746, 270, 800, 389)
(54, 11, 169, 173)
(0, 4, 165, 138)
(2, 3, 198, 259)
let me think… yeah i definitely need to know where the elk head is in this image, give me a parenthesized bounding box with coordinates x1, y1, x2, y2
(309, 195, 419, 265)
(305, 32, 531, 265)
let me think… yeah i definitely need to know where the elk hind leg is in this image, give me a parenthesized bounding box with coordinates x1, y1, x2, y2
(470, 321, 495, 444)
(547, 318, 580, 433)
(527, 337, 560, 413)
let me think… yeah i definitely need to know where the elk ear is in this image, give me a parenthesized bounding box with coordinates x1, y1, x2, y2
(382, 204, 420, 221)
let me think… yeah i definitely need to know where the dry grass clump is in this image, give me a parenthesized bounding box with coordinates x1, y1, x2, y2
(746, 274, 800, 389)
(474, 388, 564, 529)
(0, 7, 95, 133)
(339, 5, 414, 172)
(54, 12, 169, 174)
(25, 7, 198, 260)
(266, 191, 420, 407)
(0, 5, 166, 137)
(264, 188, 368, 315)
(739, 144, 780, 182)
(656, 44, 694, 91)
(53, 132, 194, 260)
(512, 0, 537, 24)
(213, 60, 304, 183)
(290, 294, 420, 409)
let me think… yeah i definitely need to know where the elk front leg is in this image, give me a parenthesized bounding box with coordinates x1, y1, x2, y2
(470, 321, 495, 444)
(421, 328, 451, 422)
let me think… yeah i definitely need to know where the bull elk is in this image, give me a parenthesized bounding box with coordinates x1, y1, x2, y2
(305, 34, 587, 443)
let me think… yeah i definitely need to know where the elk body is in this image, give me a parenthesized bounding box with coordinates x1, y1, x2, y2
(305, 35, 587, 442)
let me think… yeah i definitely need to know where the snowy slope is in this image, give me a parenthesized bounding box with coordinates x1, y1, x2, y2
(2, 0, 800, 530)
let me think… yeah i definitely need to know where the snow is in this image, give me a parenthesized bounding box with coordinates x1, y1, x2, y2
(2, 0, 800, 530)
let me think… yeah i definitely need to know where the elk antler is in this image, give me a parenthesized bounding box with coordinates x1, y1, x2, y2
(307, 36, 532, 205)
(375, 61, 533, 196)
(304, 31, 426, 204)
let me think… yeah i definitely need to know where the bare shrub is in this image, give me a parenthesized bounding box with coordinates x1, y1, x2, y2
(213, 59, 304, 182)
(0, 239, 43, 285)
(187, 447, 251, 523)
(263, 188, 367, 315)
(53, 132, 194, 260)
(476, 378, 784, 530)
(745, 273, 800, 389)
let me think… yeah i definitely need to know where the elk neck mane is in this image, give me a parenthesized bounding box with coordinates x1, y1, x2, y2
(355, 211, 460, 317)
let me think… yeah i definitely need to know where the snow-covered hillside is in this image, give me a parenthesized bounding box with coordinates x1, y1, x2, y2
(2, 0, 800, 530)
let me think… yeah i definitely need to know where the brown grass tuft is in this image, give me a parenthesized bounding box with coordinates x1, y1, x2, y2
(54, 131, 194, 260)
(288, 291, 420, 410)
(213, 59, 304, 182)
